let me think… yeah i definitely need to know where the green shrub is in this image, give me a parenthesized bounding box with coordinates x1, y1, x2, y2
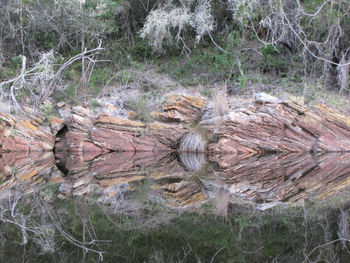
(10, 56, 22, 70)
(200, 87, 213, 98)
(40, 103, 53, 122)
(89, 67, 111, 96)
(90, 100, 101, 109)
(129, 96, 153, 123)
(260, 44, 288, 74)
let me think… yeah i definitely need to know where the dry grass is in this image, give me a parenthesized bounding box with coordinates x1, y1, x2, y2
(179, 132, 206, 153)
(179, 153, 206, 171)
(213, 89, 229, 117)
(211, 173, 230, 217)
(212, 89, 229, 132)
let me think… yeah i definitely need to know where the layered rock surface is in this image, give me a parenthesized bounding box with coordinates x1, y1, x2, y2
(5, 93, 350, 157)
(0, 151, 207, 208)
(208, 152, 350, 208)
(54, 94, 206, 160)
(2, 150, 350, 210)
(0, 151, 55, 198)
(57, 151, 206, 207)
(0, 111, 55, 154)
(208, 94, 350, 155)
(2, 93, 350, 209)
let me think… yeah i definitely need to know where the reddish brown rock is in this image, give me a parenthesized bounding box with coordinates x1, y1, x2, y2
(0, 112, 55, 154)
(90, 128, 135, 152)
(209, 94, 350, 154)
(55, 106, 94, 155)
(0, 152, 55, 190)
(133, 135, 171, 153)
(54, 150, 207, 207)
(2, 136, 30, 152)
(53, 94, 208, 160)
(83, 142, 109, 161)
(148, 122, 188, 149)
(65, 131, 88, 153)
(91, 152, 136, 175)
(208, 152, 350, 206)
(94, 113, 145, 132)
(0, 152, 30, 172)
(55, 109, 174, 160)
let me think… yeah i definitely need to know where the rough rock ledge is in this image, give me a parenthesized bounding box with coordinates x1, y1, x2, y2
(2, 93, 350, 160)
(2, 93, 350, 208)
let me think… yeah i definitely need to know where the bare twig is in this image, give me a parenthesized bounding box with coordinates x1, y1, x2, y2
(302, 238, 350, 263)
(210, 247, 224, 263)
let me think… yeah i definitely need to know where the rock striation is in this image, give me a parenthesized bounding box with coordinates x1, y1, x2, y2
(54, 94, 206, 160)
(0, 111, 55, 155)
(57, 151, 206, 207)
(2, 93, 350, 208)
(6, 93, 350, 159)
(2, 148, 350, 211)
(0, 151, 55, 196)
(208, 94, 350, 155)
(207, 152, 350, 208)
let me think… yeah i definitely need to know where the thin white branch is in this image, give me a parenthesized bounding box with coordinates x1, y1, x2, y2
(282, 6, 350, 67)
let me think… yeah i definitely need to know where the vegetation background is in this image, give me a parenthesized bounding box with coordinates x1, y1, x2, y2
(1, 2, 350, 261)
(0, 0, 349, 113)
